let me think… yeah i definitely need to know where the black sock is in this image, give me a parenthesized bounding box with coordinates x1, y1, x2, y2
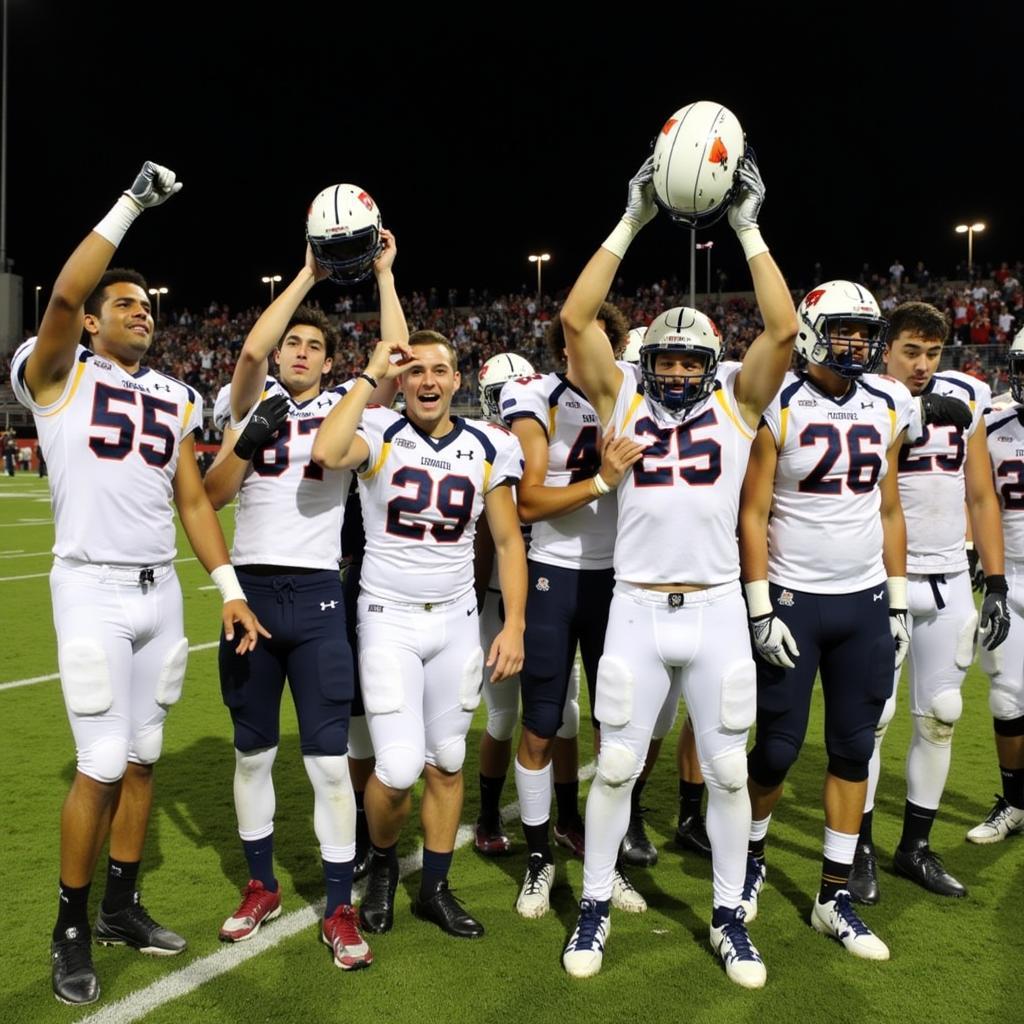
(420, 848, 453, 899)
(819, 856, 850, 904)
(679, 780, 705, 821)
(323, 858, 354, 917)
(354, 791, 369, 859)
(859, 809, 874, 845)
(631, 778, 647, 815)
(748, 837, 767, 862)
(102, 857, 140, 913)
(372, 842, 399, 868)
(899, 800, 937, 850)
(54, 880, 91, 941)
(523, 821, 553, 862)
(1001, 765, 1024, 810)
(479, 772, 506, 827)
(554, 780, 580, 828)
(242, 835, 278, 891)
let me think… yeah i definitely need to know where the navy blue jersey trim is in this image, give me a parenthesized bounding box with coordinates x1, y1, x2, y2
(859, 379, 896, 411)
(504, 410, 547, 434)
(459, 419, 498, 463)
(987, 410, 1023, 435)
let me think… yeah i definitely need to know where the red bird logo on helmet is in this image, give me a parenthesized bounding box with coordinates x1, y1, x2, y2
(708, 137, 729, 168)
(804, 289, 827, 309)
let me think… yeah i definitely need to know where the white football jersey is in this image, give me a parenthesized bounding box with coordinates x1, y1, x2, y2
(356, 408, 524, 602)
(763, 371, 915, 593)
(609, 361, 756, 586)
(11, 339, 202, 565)
(898, 371, 991, 574)
(212, 377, 354, 570)
(499, 370, 618, 570)
(985, 403, 1024, 561)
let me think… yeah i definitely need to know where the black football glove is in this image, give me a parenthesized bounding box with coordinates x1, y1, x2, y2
(233, 394, 290, 462)
(920, 393, 972, 430)
(980, 575, 1011, 651)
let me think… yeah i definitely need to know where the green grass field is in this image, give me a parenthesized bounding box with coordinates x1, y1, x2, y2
(1, 470, 1022, 1024)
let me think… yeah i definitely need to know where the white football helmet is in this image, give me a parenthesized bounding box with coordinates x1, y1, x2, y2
(306, 184, 383, 285)
(1008, 327, 1024, 404)
(623, 327, 646, 365)
(652, 101, 745, 228)
(796, 280, 888, 378)
(478, 352, 534, 423)
(640, 307, 722, 416)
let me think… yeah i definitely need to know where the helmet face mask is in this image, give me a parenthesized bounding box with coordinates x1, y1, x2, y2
(1009, 328, 1024, 404)
(796, 281, 888, 380)
(477, 352, 534, 423)
(306, 184, 383, 285)
(640, 307, 722, 417)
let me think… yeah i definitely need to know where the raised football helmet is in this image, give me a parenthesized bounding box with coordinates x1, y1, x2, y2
(306, 184, 383, 285)
(478, 352, 534, 423)
(640, 307, 722, 416)
(623, 327, 646, 365)
(652, 101, 745, 228)
(1008, 327, 1024, 404)
(795, 280, 888, 378)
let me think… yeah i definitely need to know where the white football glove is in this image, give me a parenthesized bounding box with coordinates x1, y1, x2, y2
(727, 157, 766, 234)
(126, 161, 182, 209)
(888, 576, 910, 668)
(744, 580, 799, 669)
(623, 155, 657, 228)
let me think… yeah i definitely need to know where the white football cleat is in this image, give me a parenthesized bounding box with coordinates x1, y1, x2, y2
(562, 899, 611, 978)
(709, 907, 767, 989)
(516, 854, 555, 919)
(811, 890, 890, 960)
(966, 795, 1024, 844)
(611, 866, 647, 914)
(740, 855, 766, 923)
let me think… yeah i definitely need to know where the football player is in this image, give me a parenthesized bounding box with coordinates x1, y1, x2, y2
(848, 301, 1007, 903)
(11, 163, 265, 1005)
(501, 311, 649, 919)
(203, 223, 405, 969)
(312, 332, 527, 938)
(739, 280, 917, 961)
(559, 154, 797, 989)
(970, 329, 1024, 844)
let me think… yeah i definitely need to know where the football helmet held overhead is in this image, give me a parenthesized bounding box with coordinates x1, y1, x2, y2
(1009, 327, 1024, 404)
(796, 281, 888, 378)
(623, 328, 646, 365)
(641, 307, 722, 417)
(478, 352, 535, 423)
(306, 184, 383, 285)
(652, 101, 745, 228)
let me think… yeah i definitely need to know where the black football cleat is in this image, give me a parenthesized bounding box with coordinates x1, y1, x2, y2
(674, 813, 712, 858)
(95, 894, 186, 955)
(848, 841, 880, 905)
(893, 839, 967, 898)
(411, 880, 484, 938)
(51, 926, 99, 1005)
(359, 851, 399, 933)
(620, 807, 658, 867)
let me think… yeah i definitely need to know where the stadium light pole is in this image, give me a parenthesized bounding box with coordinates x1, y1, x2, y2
(696, 241, 714, 299)
(262, 274, 282, 303)
(528, 253, 550, 304)
(34, 285, 40, 330)
(955, 222, 985, 279)
(147, 286, 168, 324)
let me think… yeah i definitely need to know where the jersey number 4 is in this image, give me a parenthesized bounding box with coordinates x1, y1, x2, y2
(386, 468, 476, 542)
(89, 383, 178, 468)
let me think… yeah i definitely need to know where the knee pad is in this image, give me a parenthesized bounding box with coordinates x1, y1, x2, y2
(484, 677, 519, 742)
(359, 647, 404, 714)
(827, 753, 869, 783)
(705, 746, 748, 792)
(747, 736, 799, 788)
(303, 754, 355, 848)
(60, 638, 112, 715)
(234, 747, 277, 835)
(720, 660, 757, 732)
(374, 746, 423, 791)
(459, 647, 485, 712)
(989, 677, 1024, 721)
(980, 641, 1004, 677)
(556, 665, 581, 740)
(347, 715, 374, 760)
(994, 714, 1024, 737)
(155, 637, 189, 707)
(594, 656, 633, 728)
(931, 688, 963, 726)
(596, 742, 640, 787)
(955, 610, 979, 670)
(130, 724, 164, 765)
(430, 735, 467, 775)
(78, 735, 130, 783)
(875, 692, 897, 741)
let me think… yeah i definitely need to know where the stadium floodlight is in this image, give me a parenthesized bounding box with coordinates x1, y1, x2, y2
(528, 253, 551, 303)
(955, 222, 986, 279)
(147, 286, 169, 324)
(261, 274, 283, 303)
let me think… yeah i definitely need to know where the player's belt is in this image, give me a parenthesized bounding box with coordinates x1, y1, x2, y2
(54, 556, 173, 586)
(614, 579, 740, 606)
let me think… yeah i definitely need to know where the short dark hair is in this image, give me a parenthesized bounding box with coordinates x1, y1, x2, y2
(888, 301, 949, 345)
(282, 305, 337, 360)
(547, 301, 629, 363)
(408, 329, 458, 371)
(84, 269, 149, 318)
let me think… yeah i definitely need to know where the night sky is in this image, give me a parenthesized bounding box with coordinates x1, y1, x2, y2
(5, 5, 1021, 318)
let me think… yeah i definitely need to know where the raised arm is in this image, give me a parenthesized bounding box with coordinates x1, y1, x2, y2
(730, 159, 799, 428)
(25, 162, 182, 405)
(561, 158, 657, 424)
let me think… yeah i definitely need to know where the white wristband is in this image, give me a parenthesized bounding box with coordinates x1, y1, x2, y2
(743, 579, 772, 618)
(886, 575, 907, 609)
(591, 473, 612, 496)
(735, 226, 769, 262)
(211, 564, 246, 604)
(602, 217, 642, 261)
(94, 194, 143, 247)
